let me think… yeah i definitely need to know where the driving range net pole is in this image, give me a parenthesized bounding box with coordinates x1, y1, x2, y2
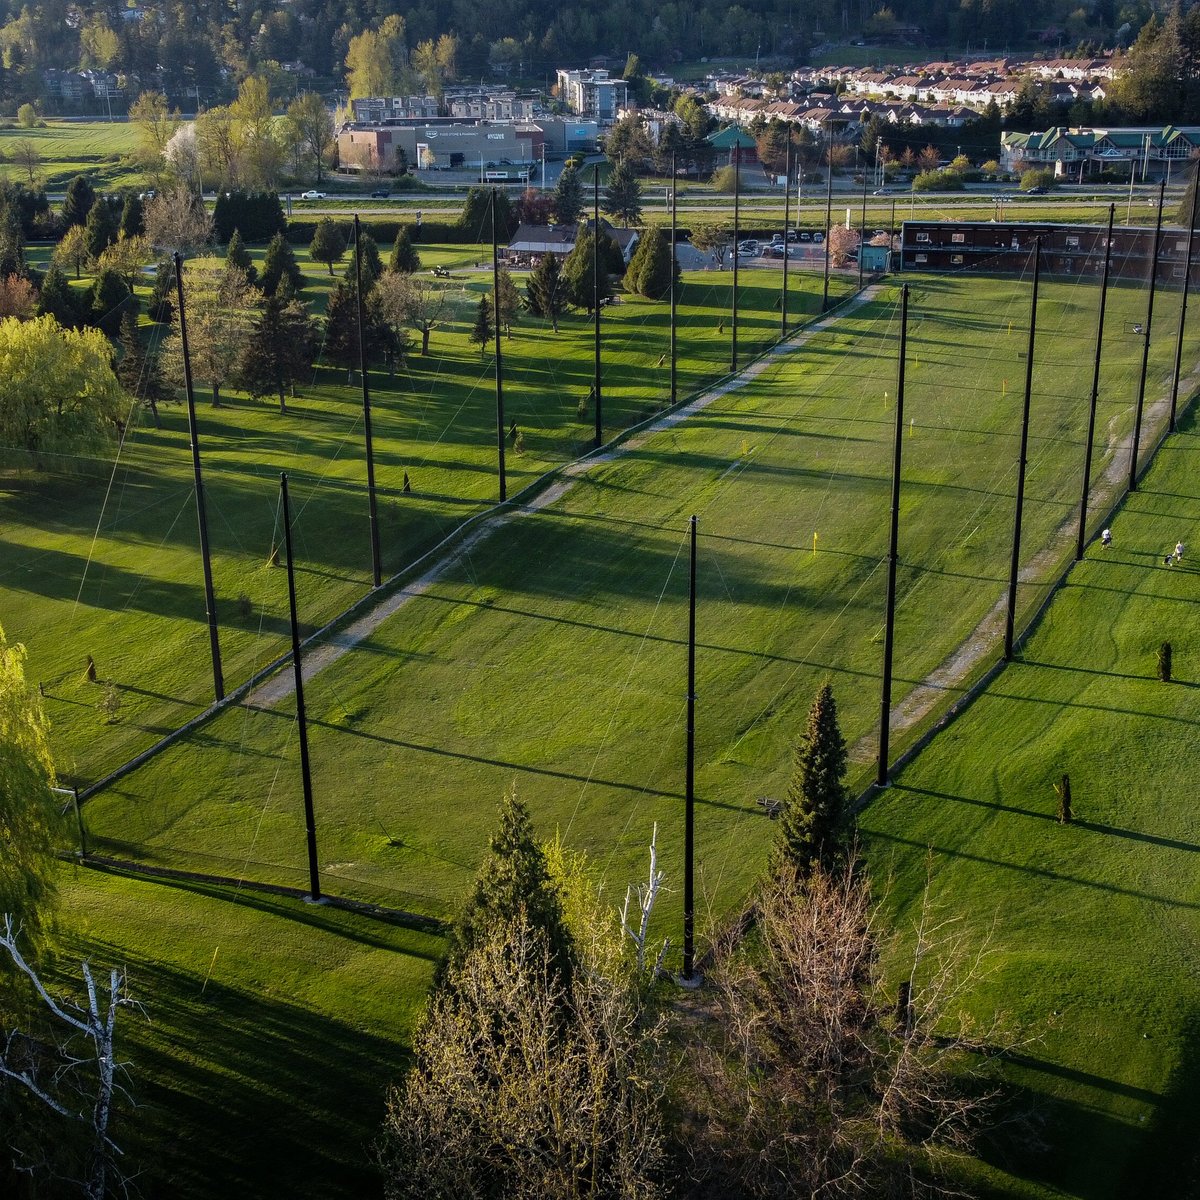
(1076, 204, 1115, 561)
(280, 471, 321, 903)
(877, 284, 909, 787)
(353, 215, 382, 587)
(491, 189, 507, 502)
(1005, 238, 1042, 662)
(1128, 179, 1166, 492)
(173, 250, 224, 702)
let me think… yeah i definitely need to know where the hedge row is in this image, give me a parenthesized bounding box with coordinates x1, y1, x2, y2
(284, 218, 481, 247)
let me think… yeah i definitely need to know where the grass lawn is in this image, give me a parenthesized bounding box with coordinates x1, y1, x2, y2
(71, 268, 1189, 934)
(0, 119, 143, 190)
(860, 404, 1200, 1199)
(50, 864, 439, 1199)
(3, 246, 853, 783)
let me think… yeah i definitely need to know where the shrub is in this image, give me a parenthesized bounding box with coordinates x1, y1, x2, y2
(1158, 641, 1173, 682)
(912, 168, 965, 192)
(1020, 168, 1056, 192)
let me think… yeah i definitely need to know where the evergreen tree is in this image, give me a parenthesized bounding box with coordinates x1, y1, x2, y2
(323, 281, 396, 375)
(0, 212, 27, 279)
(89, 267, 137, 337)
(84, 197, 119, 260)
(552, 163, 585, 224)
(148, 257, 174, 323)
(310, 218, 347, 276)
(623, 225, 678, 300)
(771, 683, 851, 882)
(36, 263, 83, 329)
(260, 232, 304, 297)
(494, 265, 520, 337)
(61, 174, 95, 228)
(602, 159, 642, 227)
(238, 292, 316, 413)
(224, 228, 257, 284)
(562, 228, 613, 313)
(441, 788, 574, 987)
(389, 226, 421, 274)
(458, 186, 512, 242)
(342, 229, 383, 292)
(119, 192, 145, 240)
(469, 294, 493, 357)
(525, 252, 570, 332)
(116, 310, 170, 426)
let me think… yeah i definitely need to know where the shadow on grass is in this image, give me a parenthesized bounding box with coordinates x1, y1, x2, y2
(899, 785, 1200, 854)
(52, 940, 411, 1200)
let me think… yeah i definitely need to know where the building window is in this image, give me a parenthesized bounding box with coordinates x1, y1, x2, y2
(952, 232, 965, 243)
(1065, 236, 1080, 248)
(915, 252, 928, 262)
(951, 253, 963, 264)
(915, 231, 931, 243)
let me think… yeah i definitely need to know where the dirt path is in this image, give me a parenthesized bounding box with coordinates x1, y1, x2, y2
(247, 287, 885, 710)
(852, 360, 1198, 763)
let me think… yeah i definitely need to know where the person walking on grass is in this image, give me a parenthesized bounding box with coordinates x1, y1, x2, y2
(1101, 528, 1112, 548)
(1175, 541, 1185, 564)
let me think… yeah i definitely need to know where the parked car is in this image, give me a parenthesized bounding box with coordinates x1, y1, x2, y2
(798, 231, 812, 242)
(763, 245, 785, 258)
(1025, 186, 1047, 195)
(786, 230, 798, 242)
(300, 190, 327, 200)
(812, 231, 825, 243)
(738, 239, 760, 253)
(370, 189, 390, 198)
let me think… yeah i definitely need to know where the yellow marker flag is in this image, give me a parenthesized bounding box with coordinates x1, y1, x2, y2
(909, 417, 915, 436)
(884, 390, 889, 407)
(813, 531, 818, 555)
(1002, 378, 1008, 395)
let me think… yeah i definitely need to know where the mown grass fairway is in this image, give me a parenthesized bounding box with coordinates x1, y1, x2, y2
(4, 247, 845, 783)
(0, 119, 142, 189)
(72, 267, 1188, 930)
(860, 406, 1200, 1200)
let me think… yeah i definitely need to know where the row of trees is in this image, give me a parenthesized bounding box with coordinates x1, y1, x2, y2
(382, 683, 1003, 1198)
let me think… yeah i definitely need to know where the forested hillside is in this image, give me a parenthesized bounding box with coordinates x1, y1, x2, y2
(0, 0, 1165, 112)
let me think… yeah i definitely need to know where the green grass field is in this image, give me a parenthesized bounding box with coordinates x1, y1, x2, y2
(65, 265, 1188, 930)
(3, 246, 853, 786)
(0, 119, 143, 190)
(51, 865, 438, 1198)
(860, 405, 1200, 1199)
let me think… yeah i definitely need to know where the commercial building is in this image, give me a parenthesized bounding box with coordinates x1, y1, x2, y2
(1001, 126, 1200, 180)
(899, 219, 1200, 285)
(506, 218, 640, 266)
(338, 122, 529, 173)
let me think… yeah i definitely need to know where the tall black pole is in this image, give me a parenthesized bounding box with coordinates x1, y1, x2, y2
(1128, 179, 1166, 492)
(781, 138, 791, 337)
(822, 129, 834, 312)
(491, 190, 507, 502)
(353, 215, 382, 588)
(670, 152, 678, 404)
(877, 284, 909, 787)
(593, 166, 602, 448)
(1076, 205, 1115, 560)
(731, 146, 740, 370)
(1169, 162, 1200, 432)
(173, 251, 224, 703)
(858, 168, 868, 290)
(683, 513, 697, 982)
(1005, 238, 1042, 662)
(280, 472, 321, 903)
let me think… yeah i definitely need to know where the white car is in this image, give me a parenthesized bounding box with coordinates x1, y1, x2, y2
(300, 190, 326, 200)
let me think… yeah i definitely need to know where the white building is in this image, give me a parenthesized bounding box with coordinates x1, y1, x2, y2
(555, 69, 630, 122)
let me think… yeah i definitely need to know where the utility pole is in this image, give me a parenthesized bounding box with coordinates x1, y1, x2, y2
(683, 514, 697, 982)
(1128, 179, 1166, 492)
(1169, 162, 1200, 433)
(593, 165, 602, 448)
